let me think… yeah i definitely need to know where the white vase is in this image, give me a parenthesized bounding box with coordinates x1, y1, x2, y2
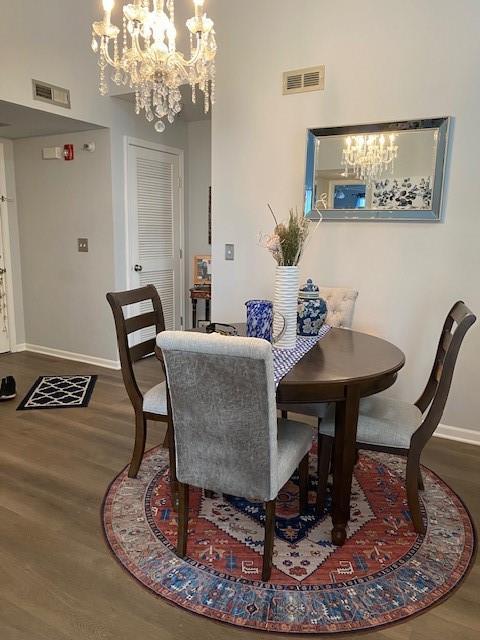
(273, 266, 299, 349)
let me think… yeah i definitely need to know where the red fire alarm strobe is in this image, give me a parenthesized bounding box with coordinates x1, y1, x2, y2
(63, 144, 74, 161)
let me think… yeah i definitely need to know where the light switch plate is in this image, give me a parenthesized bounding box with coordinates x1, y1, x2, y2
(225, 244, 234, 260)
(78, 238, 89, 253)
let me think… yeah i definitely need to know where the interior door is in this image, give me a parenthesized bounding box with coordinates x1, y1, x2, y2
(127, 143, 183, 335)
(0, 144, 11, 353)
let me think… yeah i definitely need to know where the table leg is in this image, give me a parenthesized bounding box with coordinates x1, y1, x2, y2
(192, 298, 197, 329)
(205, 298, 211, 323)
(331, 385, 360, 546)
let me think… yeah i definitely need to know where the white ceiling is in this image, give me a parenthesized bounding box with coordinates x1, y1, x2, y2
(0, 100, 103, 139)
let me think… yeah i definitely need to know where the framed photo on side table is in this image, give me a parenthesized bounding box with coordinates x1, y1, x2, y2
(193, 255, 212, 286)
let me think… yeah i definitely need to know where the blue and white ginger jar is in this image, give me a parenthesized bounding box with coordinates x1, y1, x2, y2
(297, 279, 327, 336)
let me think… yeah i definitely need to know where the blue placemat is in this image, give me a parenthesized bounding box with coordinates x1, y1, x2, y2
(273, 325, 331, 388)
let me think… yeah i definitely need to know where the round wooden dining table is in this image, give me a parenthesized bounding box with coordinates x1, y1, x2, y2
(180, 323, 405, 547)
(276, 327, 405, 546)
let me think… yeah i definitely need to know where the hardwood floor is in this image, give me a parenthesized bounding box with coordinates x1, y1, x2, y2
(0, 351, 478, 640)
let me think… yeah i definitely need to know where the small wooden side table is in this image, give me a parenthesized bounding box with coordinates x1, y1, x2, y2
(190, 285, 212, 328)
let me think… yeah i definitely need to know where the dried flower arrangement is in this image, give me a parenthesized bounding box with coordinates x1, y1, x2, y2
(259, 197, 326, 267)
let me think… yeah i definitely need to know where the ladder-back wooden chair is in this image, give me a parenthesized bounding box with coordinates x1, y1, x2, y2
(107, 285, 174, 481)
(317, 301, 476, 534)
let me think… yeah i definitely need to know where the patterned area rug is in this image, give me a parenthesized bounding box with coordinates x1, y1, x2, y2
(102, 445, 476, 634)
(17, 375, 97, 410)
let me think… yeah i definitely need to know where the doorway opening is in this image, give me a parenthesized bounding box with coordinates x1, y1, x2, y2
(0, 142, 14, 353)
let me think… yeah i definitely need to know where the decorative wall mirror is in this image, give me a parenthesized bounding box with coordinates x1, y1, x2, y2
(304, 117, 450, 221)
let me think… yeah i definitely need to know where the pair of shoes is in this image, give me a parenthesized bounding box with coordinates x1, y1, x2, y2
(0, 376, 16, 401)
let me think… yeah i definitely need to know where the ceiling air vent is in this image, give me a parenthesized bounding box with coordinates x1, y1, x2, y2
(32, 80, 71, 109)
(283, 65, 325, 95)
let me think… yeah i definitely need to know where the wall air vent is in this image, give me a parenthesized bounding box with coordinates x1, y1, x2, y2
(283, 65, 325, 95)
(32, 80, 71, 109)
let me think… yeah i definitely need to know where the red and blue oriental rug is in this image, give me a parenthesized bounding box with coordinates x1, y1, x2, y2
(102, 446, 475, 634)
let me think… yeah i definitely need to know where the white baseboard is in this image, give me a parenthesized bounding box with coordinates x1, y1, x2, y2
(434, 423, 480, 446)
(16, 343, 121, 370)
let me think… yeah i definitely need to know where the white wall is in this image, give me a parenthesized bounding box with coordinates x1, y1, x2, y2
(0, 0, 110, 127)
(0, 0, 190, 291)
(14, 129, 117, 363)
(211, 0, 480, 432)
(0, 0, 191, 356)
(186, 120, 212, 327)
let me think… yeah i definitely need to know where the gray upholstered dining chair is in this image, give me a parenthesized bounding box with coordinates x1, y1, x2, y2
(278, 286, 359, 423)
(157, 330, 313, 582)
(317, 301, 476, 534)
(320, 286, 359, 329)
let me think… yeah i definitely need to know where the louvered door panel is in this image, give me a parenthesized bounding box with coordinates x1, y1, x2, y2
(127, 144, 182, 336)
(139, 270, 175, 339)
(137, 159, 173, 263)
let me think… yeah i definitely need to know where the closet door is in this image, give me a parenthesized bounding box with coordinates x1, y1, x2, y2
(127, 143, 183, 338)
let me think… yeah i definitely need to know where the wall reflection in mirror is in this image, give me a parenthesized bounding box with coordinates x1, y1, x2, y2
(305, 118, 450, 221)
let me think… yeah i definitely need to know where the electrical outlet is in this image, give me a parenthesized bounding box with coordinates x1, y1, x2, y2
(78, 238, 89, 253)
(225, 244, 234, 260)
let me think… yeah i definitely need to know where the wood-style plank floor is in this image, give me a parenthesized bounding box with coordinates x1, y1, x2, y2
(0, 351, 478, 640)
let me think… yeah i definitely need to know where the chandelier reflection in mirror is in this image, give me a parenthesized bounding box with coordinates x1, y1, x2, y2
(91, 0, 217, 132)
(341, 134, 398, 183)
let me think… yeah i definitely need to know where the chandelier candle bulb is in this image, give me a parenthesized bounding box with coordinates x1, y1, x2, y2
(102, 0, 114, 26)
(194, 0, 205, 18)
(167, 25, 176, 51)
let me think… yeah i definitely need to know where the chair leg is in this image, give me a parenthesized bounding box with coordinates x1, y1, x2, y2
(329, 440, 336, 474)
(166, 417, 179, 509)
(298, 453, 309, 514)
(162, 429, 169, 449)
(262, 499, 276, 582)
(317, 435, 333, 515)
(418, 467, 425, 491)
(176, 482, 190, 558)
(281, 410, 287, 419)
(406, 453, 426, 535)
(128, 413, 147, 478)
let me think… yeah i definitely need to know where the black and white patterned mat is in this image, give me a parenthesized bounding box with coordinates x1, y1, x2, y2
(17, 375, 97, 411)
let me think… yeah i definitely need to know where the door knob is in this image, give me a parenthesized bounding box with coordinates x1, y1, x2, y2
(134, 264, 143, 272)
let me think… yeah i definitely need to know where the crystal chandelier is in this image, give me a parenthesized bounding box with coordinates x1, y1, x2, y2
(91, 0, 217, 132)
(341, 134, 398, 183)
